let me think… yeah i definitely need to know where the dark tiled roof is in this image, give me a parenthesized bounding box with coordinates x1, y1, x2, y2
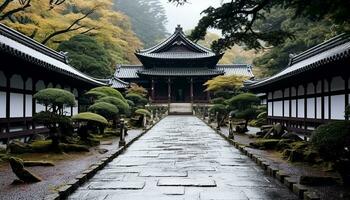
(135, 25, 220, 60)
(137, 68, 225, 77)
(0, 24, 104, 86)
(97, 78, 130, 89)
(217, 64, 254, 77)
(248, 34, 350, 89)
(109, 77, 130, 89)
(115, 64, 254, 78)
(114, 65, 143, 78)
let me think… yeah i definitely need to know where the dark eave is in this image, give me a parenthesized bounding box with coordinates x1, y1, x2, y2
(137, 68, 225, 77)
(0, 24, 104, 86)
(247, 34, 350, 90)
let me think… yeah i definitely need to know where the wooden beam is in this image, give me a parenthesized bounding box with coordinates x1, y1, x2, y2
(167, 77, 171, 104)
(190, 77, 194, 103)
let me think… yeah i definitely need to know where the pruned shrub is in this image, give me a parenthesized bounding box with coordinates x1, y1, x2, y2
(135, 109, 151, 117)
(86, 86, 126, 102)
(210, 97, 225, 105)
(88, 102, 119, 120)
(311, 121, 350, 184)
(72, 112, 108, 125)
(72, 112, 108, 140)
(126, 93, 148, 107)
(96, 97, 130, 114)
(34, 88, 76, 149)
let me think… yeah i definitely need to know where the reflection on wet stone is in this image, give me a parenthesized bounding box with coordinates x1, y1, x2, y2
(68, 116, 297, 200)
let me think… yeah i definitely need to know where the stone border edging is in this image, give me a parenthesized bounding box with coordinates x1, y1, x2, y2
(198, 117, 321, 200)
(44, 118, 164, 200)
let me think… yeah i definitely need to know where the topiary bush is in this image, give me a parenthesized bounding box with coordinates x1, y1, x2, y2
(34, 88, 76, 149)
(226, 93, 260, 132)
(126, 93, 148, 107)
(88, 102, 119, 120)
(86, 87, 126, 103)
(135, 109, 151, 117)
(72, 112, 108, 140)
(311, 121, 350, 184)
(72, 112, 108, 125)
(96, 97, 130, 114)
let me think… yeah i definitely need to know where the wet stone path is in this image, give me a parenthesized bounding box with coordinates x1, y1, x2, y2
(69, 116, 298, 200)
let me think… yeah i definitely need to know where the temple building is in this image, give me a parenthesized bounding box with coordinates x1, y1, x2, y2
(246, 34, 350, 133)
(0, 24, 104, 142)
(113, 25, 254, 103)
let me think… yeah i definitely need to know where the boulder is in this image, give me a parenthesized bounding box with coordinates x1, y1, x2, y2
(249, 139, 281, 150)
(281, 132, 303, 141)
(9, 157, 41, 183)
(23, 161, 54, 167)
(261, 125, 273, 131)
(30, 134, 46, 142)
(8, 141, 32, 154)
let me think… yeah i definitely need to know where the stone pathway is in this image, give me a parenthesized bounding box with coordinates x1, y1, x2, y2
(69, 116, 298, 200)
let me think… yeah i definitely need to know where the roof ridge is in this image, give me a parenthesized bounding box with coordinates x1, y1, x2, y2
(0, 23, 67, 63)
(290, 33, 350, 65)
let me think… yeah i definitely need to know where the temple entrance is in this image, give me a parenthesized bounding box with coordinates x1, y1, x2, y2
(171, 79, 189, 102)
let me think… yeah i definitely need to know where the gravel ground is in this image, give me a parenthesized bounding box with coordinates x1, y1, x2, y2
(0, 129, 143, 200)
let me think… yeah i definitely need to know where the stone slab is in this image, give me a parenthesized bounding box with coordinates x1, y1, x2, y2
(139, 170, 188, 177)
(157, 178, 216, 187)
(88, 181, 145, 190)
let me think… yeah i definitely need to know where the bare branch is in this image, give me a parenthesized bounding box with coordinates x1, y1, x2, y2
(0, 0, 31, 21)
(41, 9, 95, 44)
(0, 0, 13, 13)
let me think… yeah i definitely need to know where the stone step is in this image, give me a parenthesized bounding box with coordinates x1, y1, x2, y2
(169, 103, 193, 115)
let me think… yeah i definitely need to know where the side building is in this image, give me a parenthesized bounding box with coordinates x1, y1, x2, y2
(246, 34, 350, 134)
(113, 25, 254, 103)
(0, 24, 104, 142)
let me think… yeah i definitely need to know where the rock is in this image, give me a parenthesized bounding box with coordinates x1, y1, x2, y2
(299, 175, 338, 186)
(98, 148, 108, 154)
(235, 125, 247, 133)
(9, 157, 42, 183)
(249, 139, 281, 150)
(287, 149, 304, 162)
(274, 123, 284, 136)
(8, 141, 32, 154)
(11, 179, 25, 185)
(261, 125, 273, 131)
(23, 161, 55, 167)
(30, 134, 46, 142)
(281, 132, 303, 141)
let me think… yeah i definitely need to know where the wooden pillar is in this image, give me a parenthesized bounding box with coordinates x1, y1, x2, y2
(282, 89, 285, 118)
(32, 79, 36, 130)
(190, 77, 194, 103)
(313, 82, 317, 119)
(5, 73, 10, 133)
(328, 78, 332, 119)
(23, 76, 27, 126)
(167, 77, 171, 103)
(289, 87, 292, 128)
(344, 76, 349, 120)
(271, 91, 274, 117)
(151, 78, 155, 103)
(303, 84, 307, 131)
(321, 79, 325, 120)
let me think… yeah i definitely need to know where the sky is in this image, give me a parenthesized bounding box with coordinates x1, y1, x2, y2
(160, 0, 225, 34)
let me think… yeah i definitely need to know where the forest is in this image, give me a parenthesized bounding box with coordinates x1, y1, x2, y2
(1, 0, 347, 78)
